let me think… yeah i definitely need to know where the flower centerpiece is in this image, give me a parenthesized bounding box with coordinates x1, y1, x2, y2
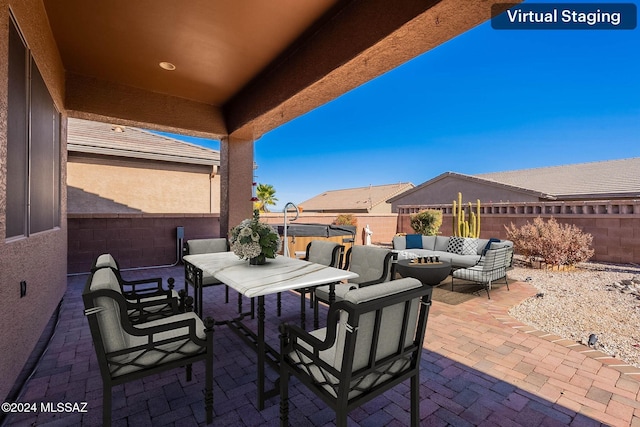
(229, 209, 281, 265)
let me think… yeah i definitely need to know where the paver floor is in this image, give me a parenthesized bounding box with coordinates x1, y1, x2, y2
(3, 265, 639, 426)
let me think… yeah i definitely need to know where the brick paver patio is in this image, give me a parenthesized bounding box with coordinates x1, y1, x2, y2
(3, 265, 639, 426)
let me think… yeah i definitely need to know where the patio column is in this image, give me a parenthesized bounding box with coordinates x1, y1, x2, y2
(220, 135, 254, 237)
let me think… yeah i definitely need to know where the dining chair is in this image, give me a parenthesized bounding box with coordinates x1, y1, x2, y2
(314, 245, 396, 306)
(279, 277, 433, 427)
(295, 240, 344, 326)
(92, 253, 183, 322)
(83, 267, 214, 426)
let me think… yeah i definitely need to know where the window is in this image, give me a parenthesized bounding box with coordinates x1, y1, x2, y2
(6, 14, 61, 239)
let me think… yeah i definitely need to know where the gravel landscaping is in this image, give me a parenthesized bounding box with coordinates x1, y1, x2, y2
(508, 259, 640, 368)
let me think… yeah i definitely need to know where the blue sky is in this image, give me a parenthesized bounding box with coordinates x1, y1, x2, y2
(161, 3, 640, 211)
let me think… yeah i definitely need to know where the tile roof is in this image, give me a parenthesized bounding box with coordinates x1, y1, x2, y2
(476, 157, 640, 199)
(67, 118, 220, 166)
(300, 183, 414, 211)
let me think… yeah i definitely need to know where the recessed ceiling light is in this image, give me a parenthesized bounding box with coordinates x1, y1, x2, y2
(159, 61, 176, 71)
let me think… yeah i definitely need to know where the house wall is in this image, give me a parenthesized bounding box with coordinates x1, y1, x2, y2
(67, 214, 221, 273)
(0, 1, 68, 403)
(390, 175, 540, 211)
(67, 154, 221, 214)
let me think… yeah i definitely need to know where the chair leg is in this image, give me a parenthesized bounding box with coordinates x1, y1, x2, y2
(486, 280, 491, 299)
(186, 363, 193, 381)
(103, 383, 112, 427)
(279, 369, 289, 426)
(505, 276, 510, 291)
(411, 374, 419, 427)
(300, 289, 306, 328)
(225, 285, 229, 303)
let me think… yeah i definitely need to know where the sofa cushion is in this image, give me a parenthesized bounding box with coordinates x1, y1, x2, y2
(434, 236, 450, 251)
(405, 234, 423, 249)
(392, 235, 406, 250)
(421, 235, 437, 251)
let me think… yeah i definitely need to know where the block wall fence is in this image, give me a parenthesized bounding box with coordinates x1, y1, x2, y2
(67, 214, 221, 273)
(67, 200, 640, 273)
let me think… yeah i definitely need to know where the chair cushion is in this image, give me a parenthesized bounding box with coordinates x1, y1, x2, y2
(187, 238, 228, 254)
(89, 268, 128, 353)
(315, 283, 358, 302)
(308, 241, 341, 267)
(95, 253, 117, 269)
(349, 246, 391, 284)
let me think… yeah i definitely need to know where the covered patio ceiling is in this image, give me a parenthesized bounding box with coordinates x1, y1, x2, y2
(43, 0, 517, 141)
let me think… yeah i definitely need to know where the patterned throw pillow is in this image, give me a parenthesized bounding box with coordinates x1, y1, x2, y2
(446, 236, 465, 254)
(461, 238, 478, 255)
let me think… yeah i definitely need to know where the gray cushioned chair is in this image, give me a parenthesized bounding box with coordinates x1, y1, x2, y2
(184, 237, 236, 313)
(92, 253, 183, 323)
(83, 267, 214, 426)
(279, 277, 433, 427)
(294, 241, 344, 327)
(451, 246, 513, 299)
(314, 245, 396, 311)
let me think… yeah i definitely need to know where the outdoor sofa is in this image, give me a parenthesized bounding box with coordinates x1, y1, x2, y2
(392, 234, 513, 269)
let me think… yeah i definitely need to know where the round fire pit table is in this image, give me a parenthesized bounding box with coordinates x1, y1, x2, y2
(395, 259, 452, 286)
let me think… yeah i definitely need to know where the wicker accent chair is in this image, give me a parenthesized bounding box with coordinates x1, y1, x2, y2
(451, 246, 513, 299)
(279, 277, 433, 427)
(295, 241, 345, 326)
(83, 267, 214, 426)
(92, 253, 182, 323)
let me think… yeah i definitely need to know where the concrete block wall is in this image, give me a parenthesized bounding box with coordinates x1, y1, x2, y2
(68, 214, 221, 273)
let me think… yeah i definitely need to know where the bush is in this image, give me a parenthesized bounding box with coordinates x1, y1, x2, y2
(410, 209, 442, 236)
(504, 217, 594, 267)
(333, 214, 357, 226)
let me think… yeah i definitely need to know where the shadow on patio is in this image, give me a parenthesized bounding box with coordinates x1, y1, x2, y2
(2, 265, 637, 426)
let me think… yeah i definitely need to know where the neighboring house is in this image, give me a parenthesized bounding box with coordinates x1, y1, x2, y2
(300, 183, 414, 214)
(67, 118, 221, 214)
(388, 158, 640, 210)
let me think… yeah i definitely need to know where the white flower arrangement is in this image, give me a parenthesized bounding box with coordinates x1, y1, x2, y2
(229, 210, 281, 261)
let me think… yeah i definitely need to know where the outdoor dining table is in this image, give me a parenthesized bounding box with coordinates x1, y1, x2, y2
(182, 252, 358, 409)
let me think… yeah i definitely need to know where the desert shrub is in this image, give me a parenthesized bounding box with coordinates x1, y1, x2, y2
(504, 217, 594, 267)
(333, 214, 357, 226)
(410, 209, 442, 236)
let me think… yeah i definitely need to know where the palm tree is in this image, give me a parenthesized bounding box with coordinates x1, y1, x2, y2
(256, 183, 278, 213)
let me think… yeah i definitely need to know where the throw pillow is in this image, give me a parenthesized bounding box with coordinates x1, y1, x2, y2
(405, 234, 423, 249)
(446, 236, 465, 254)
(461, 238, 478, 255)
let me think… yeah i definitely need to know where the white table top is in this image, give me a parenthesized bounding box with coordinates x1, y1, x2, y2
(184, 252, 358, 298)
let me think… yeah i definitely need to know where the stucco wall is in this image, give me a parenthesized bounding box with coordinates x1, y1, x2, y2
(0, 1, 68, 403)
(67, 155, 221, 214)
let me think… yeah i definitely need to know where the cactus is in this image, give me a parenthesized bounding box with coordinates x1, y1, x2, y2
(451, 192, 481, 238)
